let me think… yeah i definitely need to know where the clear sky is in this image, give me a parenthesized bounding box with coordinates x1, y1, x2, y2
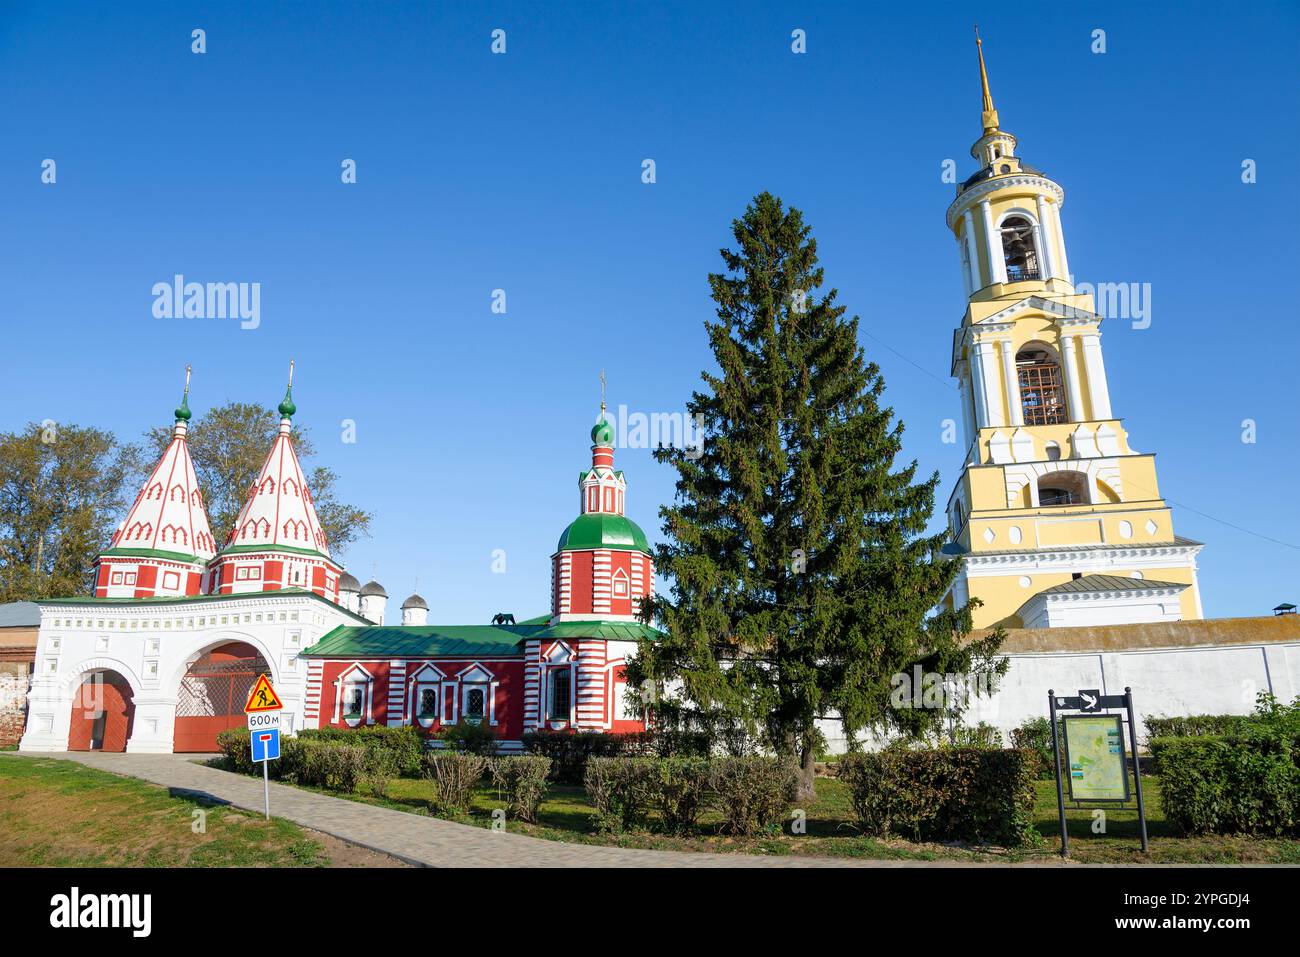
(1, 1, 1297, 622)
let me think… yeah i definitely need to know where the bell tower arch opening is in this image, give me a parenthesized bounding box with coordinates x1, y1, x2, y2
(1016, 344, 1067, 426)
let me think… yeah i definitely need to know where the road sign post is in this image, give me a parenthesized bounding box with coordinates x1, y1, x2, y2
(244, 675, 284, 822)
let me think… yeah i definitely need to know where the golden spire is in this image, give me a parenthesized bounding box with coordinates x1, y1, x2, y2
(975, 25, 1000, 134)
(599, 368, 607, 414)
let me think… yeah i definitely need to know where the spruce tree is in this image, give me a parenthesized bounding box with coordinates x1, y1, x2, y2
(631, 192, 1005, 799)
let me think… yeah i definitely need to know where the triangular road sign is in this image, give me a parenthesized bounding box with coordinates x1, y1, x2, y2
(244, 674, 284, 713)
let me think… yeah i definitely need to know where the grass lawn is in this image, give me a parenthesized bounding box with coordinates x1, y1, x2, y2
(268, 766, 1300, 864)
(0, 757, 399, 867)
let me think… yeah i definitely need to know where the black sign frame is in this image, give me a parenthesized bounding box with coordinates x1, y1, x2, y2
(1047, 686, 1149, 858)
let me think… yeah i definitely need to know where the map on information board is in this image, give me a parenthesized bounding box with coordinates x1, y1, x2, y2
(1063, 714, 1129, 802)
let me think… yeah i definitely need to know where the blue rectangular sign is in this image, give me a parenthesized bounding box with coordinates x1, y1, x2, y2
(251, 727, 281, 762)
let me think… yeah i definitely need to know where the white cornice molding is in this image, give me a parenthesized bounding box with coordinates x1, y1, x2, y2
(960, 540, 1204, 575)
(947, 175, 1065, 230)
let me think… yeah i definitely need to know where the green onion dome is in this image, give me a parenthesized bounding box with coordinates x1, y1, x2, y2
(278, 385, 297, 419)
(174, 392, 192, 423)
(556, 512, 651, 554)
(591, 414, 614, 446)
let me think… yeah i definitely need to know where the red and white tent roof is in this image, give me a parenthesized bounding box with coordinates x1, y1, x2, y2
(105, 393, 216, 562)
(220, 385, 331, 558)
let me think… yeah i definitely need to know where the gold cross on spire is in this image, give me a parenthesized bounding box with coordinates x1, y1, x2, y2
(599, 369, 607, 413)
(288, 358, 295, 388)
(183, 363, 191, 398)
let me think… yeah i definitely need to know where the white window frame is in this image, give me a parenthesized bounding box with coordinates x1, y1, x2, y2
(333, 663, 374, 727)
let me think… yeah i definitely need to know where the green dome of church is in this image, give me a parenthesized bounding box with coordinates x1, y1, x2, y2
(591, 415, 614, 446)
(556, 512, 651, 554)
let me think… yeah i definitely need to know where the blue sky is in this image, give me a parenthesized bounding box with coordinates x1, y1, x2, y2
(1, 1, 1297, 621)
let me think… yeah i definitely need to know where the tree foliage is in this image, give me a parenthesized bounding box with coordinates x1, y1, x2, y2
(0, 422, 138, 602)
(628, 192, 1004, 797)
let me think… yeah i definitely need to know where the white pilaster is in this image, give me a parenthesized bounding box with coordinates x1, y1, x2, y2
(1000, 339, 1023, 427)
(1034, 194, 1057, 280)
(981, 201, 1007, 285)
(975, 339, 1004, 427)
(1049, 200, 1071, 282)
(1080, 333, 1113, 419)
(962, 209, 981, 290)
(969, 347, 989, 430)
(1060, 334, 1086, 422)
(957, 371, 977, 461)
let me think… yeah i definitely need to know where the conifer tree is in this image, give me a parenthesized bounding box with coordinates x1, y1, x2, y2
(631, 193, 1005, 799)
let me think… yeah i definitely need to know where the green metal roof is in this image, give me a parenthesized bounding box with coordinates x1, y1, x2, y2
(217, 543, 336, 563)
(555, 512, 651, 554)
(302, 619, 662, 658)
(99, 546, 205, 564)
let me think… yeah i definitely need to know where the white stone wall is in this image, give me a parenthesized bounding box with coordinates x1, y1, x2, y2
(818, 639, 1300, 754)
(19, 593, 359, 753)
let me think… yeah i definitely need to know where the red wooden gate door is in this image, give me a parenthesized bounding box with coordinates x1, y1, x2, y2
(68, 671, 135, 752)
(174, 642, 270, 752)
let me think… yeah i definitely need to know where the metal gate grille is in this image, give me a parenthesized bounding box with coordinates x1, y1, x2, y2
(177, 654, 269, 717)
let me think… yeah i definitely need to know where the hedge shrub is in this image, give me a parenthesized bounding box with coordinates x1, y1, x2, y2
(584, 756, 656, 833)
(1009, 717, 1068, 779)
(216, 729, 395, 794)
(523, 729, 712, 784)
(216, 727, 255, 774)
(708, 756, 798, 836)
(583, 755, 795, 836)
(651, 757, 712, 834)
(489, 755, 552, 823)
(422, 752, 489, 815)
(437, 720, 498, 756)
(297, 725, 425, 776)
(1151, 727, 1300, 836)
(838, 747, 1039, 846)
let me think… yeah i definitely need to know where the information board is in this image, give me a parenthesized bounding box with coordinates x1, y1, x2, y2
(1063, 714, 1129, 802)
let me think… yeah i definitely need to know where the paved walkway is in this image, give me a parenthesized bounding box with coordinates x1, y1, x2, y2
(9, 751, 1054, 868)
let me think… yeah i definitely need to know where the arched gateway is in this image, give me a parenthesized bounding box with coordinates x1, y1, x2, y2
(174, 642, 270, 752)
(68, 670, 135, 752)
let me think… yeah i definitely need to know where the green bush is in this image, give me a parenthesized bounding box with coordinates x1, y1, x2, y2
(1151, 726, 1300, 836)
(297, 725, 425, 776)
(1145, 693, 1300, 745)
(422, 751, 489, 815)
(288, 740, 381, 793)
(838, 747, 1039, 846)
(489, 755, 552, 823)
(584, 756, 657, 833)
(1010, 717, 1064, 779)
(946, 722, 1003, 749)
(1145, 715, 1253, 740)
(216, 727, 255, 774)
(708, 756, 798, 836)
(523, 729, 712, 784)
(650, 757, 712, 834)
(437, 720, 498, 756)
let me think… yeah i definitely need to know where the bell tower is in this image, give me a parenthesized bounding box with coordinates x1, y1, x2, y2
(941, 31, 1205, 630)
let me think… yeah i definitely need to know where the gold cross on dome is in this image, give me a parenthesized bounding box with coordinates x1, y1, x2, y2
(599, 369, 607, 412)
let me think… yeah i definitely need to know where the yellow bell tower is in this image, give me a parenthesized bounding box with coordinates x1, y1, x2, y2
(942, 31, 1205, 630)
